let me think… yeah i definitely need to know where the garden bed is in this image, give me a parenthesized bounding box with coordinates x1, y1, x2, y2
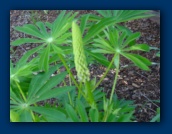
(10, 10, 160, 122)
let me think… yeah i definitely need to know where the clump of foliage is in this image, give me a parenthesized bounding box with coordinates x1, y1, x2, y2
(10, 10, 157, 122)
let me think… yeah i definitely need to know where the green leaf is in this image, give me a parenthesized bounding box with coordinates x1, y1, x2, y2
(116, 24, 132, 35)
(116, 111, 134, 122)
(91, 49, 114, 54)
(30, 107, 68, 122)
(45, 22, 53, 30)
(36, 21, 49, 38)
(76, 99, 88, 122)
(96, 10, 109, 17)
(86, 50, 112, 67)
(113, 28, 119, 47)
(34, 72, 67, 98)
(10, 86, 23, 103)
(83, 17, 117, 43)
(96, 10, 154, 23)
(121, 53, 151, 71)
(34, 86, 75, 103)
(19, 110, 32, 122)
(65, 104, 80, 122)
(123, 32, 141, 47)
(80, 14, 90, 35)
(16, 45, 44, 67)
(150, 107, 160, 122)
(52, 44, 64, 54)
(39, 45, 50, 72)
(27, 64, 62, 101)
(106, 113, 116, 122)
(118, 31, 127, 46)
(14, 64, 35, 79)
(156, 51, 160, 57)
(124, 44, 150, 52)
(14, 24, 45, 39)
(11, 38, 45, 46)
(94, 36, 114, 50)
(52, 11, 77, 39)
(52, 10, 66, 36)
(93, 89, 105, 101)
(89, 108, 99, 122)
(54, 33, 71, 45)
(10, 110, 20, 122)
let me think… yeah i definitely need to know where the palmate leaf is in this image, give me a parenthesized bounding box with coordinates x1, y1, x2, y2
(122, 32, 141, 48)
(65, 103, 80, 122)
(32, 86, 75, 103)
(39, 45, 50, 72)
(13, 64, 36, 78)
(10, 110, 20, 122)
(86, 50, 112, 67)
(54, 33, 71, 45)
(96, 10, 154, 23)
(19, 109, 32, 122)
(30, 107, 68, 122)
(51, 44, 64, 54)
(36, 22, 49, 38)
(91, 49, 114, 54)
(10, 86, 23, 104)
(33, 72, 67, 98)
(83, 17, 118, 43)
(94, 36, 114, 50)
(52, 11, 78, 39)
(124, 44, 150, 52)
(76, 99, 89, 122)
(121, 53, 151, 71)
(16, 44, 44, 67)
(27, 64, 62, 101)
(89, 108, 99, 122)
(14, 24, 45, 39)
(118, 30, 127, 46)
(80, 14, 90, 35)
(11, 38, 45, 46)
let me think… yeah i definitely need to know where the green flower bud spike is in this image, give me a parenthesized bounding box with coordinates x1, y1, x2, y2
(72, 21, 90, 83)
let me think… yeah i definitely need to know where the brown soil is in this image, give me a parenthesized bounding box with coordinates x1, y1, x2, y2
(10, 10, 160, 122)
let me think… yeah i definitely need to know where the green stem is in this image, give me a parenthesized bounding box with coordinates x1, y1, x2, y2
(68, 92, 73, 106)
(85, 81, 96, 109)
(30, 110, 36, 122)
(93, 55, 116, 90)
(58, 54, 85, 97)
(110, 62, 119, 103)
(58, 54, 79, 89)
(102, 111, 109, 122)
(15, 81, 27, 102)
(78, 82, 82, 99)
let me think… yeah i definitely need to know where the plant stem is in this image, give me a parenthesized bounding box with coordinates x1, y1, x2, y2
(58, 54, 85, 97)
(15, 81, 27, 102)
(85, 81, 96, 109)
(110, 63, 119, 103)
(93, 55, 116, 90)
(30, 110, 36, 122)
(102, 111, 109, 122)
(58, 54, 79, 89)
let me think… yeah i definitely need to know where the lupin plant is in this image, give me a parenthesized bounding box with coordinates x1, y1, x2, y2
(10, 10, 157, 122)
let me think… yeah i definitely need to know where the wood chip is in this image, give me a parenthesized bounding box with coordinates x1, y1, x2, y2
(132, 83, 140, 88)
